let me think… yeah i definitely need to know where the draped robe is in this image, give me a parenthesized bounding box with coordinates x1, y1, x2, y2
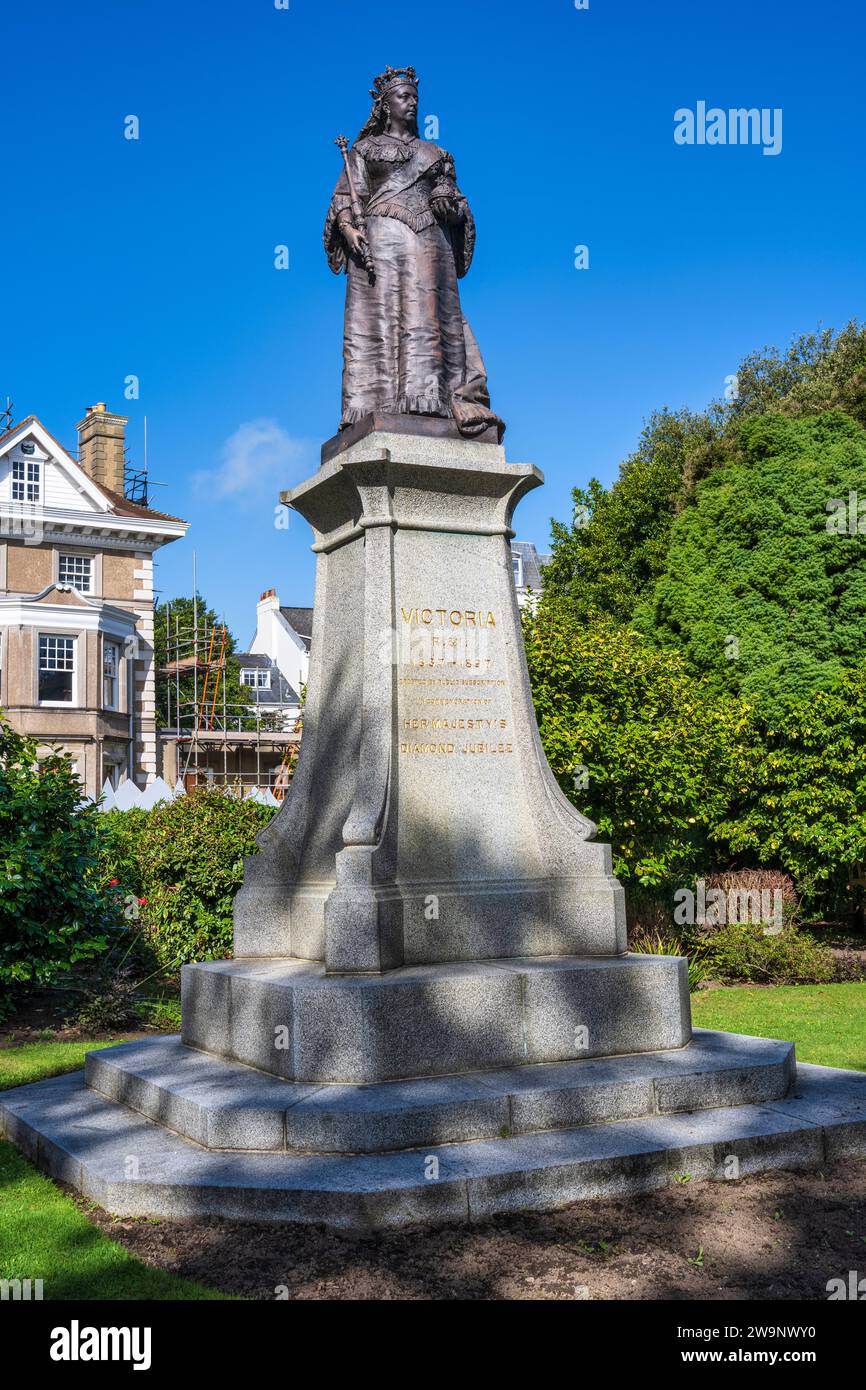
(323, 134, 502, 436)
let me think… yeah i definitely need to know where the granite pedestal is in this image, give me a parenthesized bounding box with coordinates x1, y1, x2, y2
(4, 424, 865, 1232)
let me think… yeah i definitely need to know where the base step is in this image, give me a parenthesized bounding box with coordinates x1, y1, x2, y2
(3, 1062, 865, 1233)
(85, 1030, 795, 1153)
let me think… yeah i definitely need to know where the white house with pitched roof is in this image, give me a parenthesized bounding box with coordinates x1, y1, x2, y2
(245, 588, 311, 717)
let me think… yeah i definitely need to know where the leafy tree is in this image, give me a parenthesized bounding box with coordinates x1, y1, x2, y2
(543, 409, 713, 624)
(544, 321, 866, 627)
(634, 410, 866, 719)
(522, 604, 751, 889)
(533, 319, 866, 925)
(0, 714, 112, 1014)
(727, 322, 866, 428)
(716, 662, 866, 919)
(521, 603, 866, 922)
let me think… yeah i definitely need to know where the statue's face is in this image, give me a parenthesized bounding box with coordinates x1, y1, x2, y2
(386, 84, 418, 127)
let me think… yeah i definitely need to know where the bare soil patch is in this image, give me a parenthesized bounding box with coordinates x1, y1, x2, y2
(77, 1160, 866, 1301)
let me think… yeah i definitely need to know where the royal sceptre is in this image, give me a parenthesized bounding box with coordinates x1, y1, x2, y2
(334, 135, 375, 282)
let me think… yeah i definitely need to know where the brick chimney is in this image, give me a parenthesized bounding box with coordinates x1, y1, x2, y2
(76, 402, 128, 496)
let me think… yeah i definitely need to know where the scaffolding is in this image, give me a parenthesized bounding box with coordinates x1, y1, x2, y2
(158, 596, 300, 798)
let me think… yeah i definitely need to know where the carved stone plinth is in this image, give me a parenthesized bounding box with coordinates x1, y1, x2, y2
(233, 426, 625, 975)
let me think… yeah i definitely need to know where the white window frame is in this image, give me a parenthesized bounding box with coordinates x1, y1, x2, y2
(241, 667, 271, 689)
(12, 458, 41, 503)
(38, 632, 77, 706)
(512, 553, 523, 587)
(59, 553, 93, 594)
(103, 758, 125, 791)
(103, 638, 120, 710)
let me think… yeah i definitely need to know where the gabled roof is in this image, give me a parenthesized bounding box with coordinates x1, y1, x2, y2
(0, 415, 186, 526)
(93, 479, 186, 525)
(279, 606, 313, 649)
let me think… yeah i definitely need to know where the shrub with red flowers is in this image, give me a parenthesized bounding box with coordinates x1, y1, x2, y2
(97, 789, 274, 973)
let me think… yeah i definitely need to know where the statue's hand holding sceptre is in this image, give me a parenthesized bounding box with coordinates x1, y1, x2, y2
(341, 222, 369, 260)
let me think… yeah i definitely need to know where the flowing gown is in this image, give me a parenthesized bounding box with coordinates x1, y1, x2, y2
(324, 134, 502, 436)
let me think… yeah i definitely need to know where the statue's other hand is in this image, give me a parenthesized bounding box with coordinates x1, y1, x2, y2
(431, 195, 462, 225)
(342, 224, 369, 260)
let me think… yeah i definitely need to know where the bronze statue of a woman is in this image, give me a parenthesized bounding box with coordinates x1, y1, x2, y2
(324, 65, 504, 439)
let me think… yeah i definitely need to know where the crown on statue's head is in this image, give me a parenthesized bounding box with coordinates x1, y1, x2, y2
(370, 65, 418, 100)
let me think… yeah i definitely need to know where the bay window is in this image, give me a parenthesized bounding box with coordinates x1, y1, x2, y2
(39, 633, 75, 703)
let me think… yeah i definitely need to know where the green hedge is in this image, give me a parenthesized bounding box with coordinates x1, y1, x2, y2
(522, 609, 749, 889)
(98, 791, 275, 973)
(525, 599, 866, 922)
(0, 715, 113, 1016)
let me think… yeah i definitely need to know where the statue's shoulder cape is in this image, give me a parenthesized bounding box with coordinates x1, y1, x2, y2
(355, 136, 450, 175)
(323, 138, 474, 276)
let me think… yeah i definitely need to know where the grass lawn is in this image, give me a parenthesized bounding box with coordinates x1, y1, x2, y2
(0, 1037, 136, 1087)
(0, 1037, 231, 1300)
(692, 982, 866, 1072)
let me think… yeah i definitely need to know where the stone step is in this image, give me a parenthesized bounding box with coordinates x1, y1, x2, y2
(3, 1062, 865, 1233)
(85, 1029, 795, 1153)
(181, 952, 691, 1083)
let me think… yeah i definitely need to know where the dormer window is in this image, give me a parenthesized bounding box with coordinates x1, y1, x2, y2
(512, 553, 523, 587)
(12, 457, 40, 503)
(59, 553, 92, 593)
(241, 668, 271, 689)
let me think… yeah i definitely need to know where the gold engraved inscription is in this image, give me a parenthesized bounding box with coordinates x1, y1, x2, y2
(404, 718, 507, 731)
(401, 607, 497, 628)
(399, 742, 514, 756)
(397, 605, 514, 757)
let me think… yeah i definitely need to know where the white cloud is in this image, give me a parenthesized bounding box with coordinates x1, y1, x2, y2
(194, 419, 312, 503)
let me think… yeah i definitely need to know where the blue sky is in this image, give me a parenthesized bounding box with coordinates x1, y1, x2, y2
(2, 0, 864, 642)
